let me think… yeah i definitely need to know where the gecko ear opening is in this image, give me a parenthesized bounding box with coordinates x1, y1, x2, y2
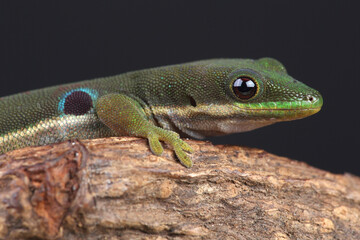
(188, 95, 197, 107)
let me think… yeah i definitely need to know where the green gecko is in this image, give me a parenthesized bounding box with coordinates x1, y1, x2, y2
(0, 58, 322, 167)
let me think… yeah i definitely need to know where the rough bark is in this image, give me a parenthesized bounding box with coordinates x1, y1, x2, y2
(0, 137, 359, 240)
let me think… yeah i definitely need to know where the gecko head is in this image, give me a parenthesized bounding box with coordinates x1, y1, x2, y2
(181, 58, 323, 137)
(161, 58, 323, 138)
(219, 57, 323, 122)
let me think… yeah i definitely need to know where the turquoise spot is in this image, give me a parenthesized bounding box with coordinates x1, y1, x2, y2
(58, 88, 99, 115)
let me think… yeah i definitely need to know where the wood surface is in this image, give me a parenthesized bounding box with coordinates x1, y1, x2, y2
(0, 137, 359, 239)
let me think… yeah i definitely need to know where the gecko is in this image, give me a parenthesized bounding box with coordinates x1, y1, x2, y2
(0, 58, 323, 167)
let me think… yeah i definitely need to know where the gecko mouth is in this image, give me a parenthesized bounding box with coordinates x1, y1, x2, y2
(269, 107, 322, 120)
(239, 105, 322, 119)
(242, 107, 321, 111)
(236, 93, 323, 120)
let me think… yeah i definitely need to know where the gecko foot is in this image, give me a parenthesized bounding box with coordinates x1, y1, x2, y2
(147, 129, 194, 167)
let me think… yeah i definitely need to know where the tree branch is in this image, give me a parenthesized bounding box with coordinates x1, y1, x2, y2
(0, 137, 359, 239)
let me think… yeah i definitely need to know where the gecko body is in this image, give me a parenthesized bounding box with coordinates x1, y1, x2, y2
(0, 58, 323, 167)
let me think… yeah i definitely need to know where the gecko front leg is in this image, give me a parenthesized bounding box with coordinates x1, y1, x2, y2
(96, 93, 194, 167)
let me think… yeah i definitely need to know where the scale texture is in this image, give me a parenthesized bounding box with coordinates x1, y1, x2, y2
(0, 58, 323, 167)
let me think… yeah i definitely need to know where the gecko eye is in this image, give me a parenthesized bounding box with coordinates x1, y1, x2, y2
(232, 77, 257, 100)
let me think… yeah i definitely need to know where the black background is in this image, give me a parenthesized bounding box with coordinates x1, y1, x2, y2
(0, 1, 359, 175)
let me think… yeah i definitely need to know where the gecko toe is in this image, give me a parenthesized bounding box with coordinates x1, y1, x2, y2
(181, 141, 194, 153)
(148, 133, 164, 156)
(174, 146, 193, 168)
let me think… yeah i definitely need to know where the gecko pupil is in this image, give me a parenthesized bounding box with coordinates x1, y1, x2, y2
(232, 77, 257, 100)
(64, 90, 93, 115)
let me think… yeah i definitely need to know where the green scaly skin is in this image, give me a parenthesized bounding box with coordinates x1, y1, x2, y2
(0, 58, 323, 167)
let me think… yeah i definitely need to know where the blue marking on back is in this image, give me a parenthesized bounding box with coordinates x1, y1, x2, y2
(58, 88, 99, 115)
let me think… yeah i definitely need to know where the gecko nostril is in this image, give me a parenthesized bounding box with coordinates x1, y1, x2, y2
(305, 94, 316, 102)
